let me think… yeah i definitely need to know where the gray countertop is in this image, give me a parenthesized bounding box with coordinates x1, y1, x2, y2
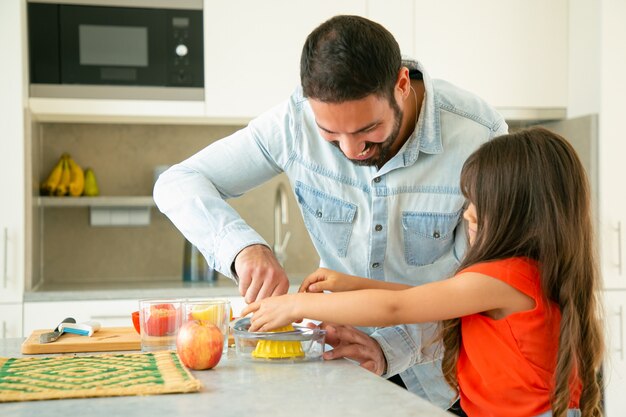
(0, 338, 452, 417)
(24, 278, 243, 302)
(24, 276, 306, 302)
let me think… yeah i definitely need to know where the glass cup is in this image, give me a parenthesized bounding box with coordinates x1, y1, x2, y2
(183, 298, 231, 353)
(139, 299, 183, 352)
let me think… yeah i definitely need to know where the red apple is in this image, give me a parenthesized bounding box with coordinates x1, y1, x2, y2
(176, 320, 224, 370)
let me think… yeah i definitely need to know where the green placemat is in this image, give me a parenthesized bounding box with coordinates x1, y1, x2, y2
(0, 350, 202, 403)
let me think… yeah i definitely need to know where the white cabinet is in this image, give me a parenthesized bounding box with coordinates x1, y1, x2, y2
(203, 0, 568, 120)
(23, 300, 139, 335)
(0, 303, 23, 339)
(412, 0, 568, 111)
(0, 0, 26, 304)
(603, 221, 626, 290)
(23, 296, 246, 336)
(27, 1, 569, 122)
(598, 0, 626, 291)
(367, 0, 415, 59)
(604, 291, 626, 416)
(203, 0, 367, 119)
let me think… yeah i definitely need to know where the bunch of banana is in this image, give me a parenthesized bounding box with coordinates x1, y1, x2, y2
(40, 153, 87, 197)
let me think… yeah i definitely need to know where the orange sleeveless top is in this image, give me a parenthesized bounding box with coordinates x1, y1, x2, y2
(456, 257, 581, 417)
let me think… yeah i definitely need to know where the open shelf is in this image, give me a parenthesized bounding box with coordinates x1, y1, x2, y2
(37, 196, 156, 208)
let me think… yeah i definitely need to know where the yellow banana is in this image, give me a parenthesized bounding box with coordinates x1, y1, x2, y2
(67, 156, 85, 197)
(54, 158, 71, 196)
(40, 157, 65, 196)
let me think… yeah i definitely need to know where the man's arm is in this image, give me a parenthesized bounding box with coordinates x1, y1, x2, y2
(153, 102, 295, 302)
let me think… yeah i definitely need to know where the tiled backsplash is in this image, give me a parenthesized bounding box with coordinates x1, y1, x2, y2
(36, 123, 319, 285)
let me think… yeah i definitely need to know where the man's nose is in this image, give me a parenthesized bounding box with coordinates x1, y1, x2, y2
(338, 137, 366, 158)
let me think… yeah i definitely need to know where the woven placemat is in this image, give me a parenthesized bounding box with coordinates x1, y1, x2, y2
(0, 350, 202, 403)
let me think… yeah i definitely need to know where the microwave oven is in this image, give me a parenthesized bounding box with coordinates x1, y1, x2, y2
(27, 0, 204, 100)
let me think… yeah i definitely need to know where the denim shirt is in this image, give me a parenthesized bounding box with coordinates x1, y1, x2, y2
(154, 59, 508, 408)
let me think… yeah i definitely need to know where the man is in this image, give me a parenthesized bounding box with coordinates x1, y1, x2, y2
(154, 15, 507, 410)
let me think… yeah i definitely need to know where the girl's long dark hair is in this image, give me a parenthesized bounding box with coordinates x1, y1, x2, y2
(440, 127, 604, 416)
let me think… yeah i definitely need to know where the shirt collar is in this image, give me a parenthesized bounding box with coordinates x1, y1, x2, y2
(401, 59, 442, 164)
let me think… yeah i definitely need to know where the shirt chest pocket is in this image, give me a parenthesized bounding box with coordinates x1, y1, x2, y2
(402, 210, 462, 266)
(295, 182, 357, 258)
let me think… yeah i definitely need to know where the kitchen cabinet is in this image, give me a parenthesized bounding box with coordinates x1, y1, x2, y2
(367, 0, 415, 59)
(0, 303, 23, 339)
(412, 0, 568, 113)
(23, 296, 246, 336)
(604, 291, 626, 416)
(596, 1, 626, 412)
(597, 0, 626, 291)
(24, 299, 140, 335)
(204, 0, 567, 120)
(0, 0, 26, 304)
(26, 1, 568, 122)
(203, 0, 367, 119)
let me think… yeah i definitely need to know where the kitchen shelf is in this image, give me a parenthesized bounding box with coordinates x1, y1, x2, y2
(29, 97, 251, 126)
(37, 196, 156, 207)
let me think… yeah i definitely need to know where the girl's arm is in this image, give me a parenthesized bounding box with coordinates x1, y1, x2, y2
(243, 272, 534, 332)
(299, 268, 412, 293)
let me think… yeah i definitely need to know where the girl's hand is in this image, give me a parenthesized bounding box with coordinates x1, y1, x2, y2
(298, 268, 371, 293)
(241, 294, 302, 332)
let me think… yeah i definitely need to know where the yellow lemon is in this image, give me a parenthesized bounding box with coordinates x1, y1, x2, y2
(191, 304, 221, 324)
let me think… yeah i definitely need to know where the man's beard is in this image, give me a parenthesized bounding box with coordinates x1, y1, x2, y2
(332, 102, 403, 168)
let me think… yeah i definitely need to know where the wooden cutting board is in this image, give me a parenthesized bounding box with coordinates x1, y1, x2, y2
(21, 327, 141, 354)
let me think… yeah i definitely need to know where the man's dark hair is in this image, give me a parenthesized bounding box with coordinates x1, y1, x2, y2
(300, 15, 402, 103)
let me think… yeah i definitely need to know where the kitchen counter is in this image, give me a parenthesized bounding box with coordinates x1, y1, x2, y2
(24, 276, 307, 302)
(0, 338, 452, 417)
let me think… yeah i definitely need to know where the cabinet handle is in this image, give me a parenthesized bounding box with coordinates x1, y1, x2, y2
(619, 305, 625, 361)
(3, 228, 7, 288)
(2, 321, 6, 339)
(616, 222, 623, 276)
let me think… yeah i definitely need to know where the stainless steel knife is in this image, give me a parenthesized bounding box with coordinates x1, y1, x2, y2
(39, 317, 76, 343)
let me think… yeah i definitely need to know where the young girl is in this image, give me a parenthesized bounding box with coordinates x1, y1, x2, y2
(242, 127, 604, 417)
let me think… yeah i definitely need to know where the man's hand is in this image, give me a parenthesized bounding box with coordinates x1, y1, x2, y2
(317, 322, 387, 375)
(234, 244, 290, 303)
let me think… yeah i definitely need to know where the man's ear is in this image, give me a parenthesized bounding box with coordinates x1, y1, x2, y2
(395, 67, 411, 99)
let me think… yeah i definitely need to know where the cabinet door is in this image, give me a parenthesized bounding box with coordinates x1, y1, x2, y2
(603, 220, 626, 290)
(24, 297, 245, 336)
(367, 0, 415, 58)
(604, 291, 626, 416)
(0, 0, 25, 303)
(413, 0, 567, 109)
(0, 303, 23, 339)
(203, 0, 366, 119)
(598, 0, 626, 291)
(23, 300, 139, 335)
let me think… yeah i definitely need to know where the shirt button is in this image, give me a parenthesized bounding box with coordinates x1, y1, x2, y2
(373, 177, 381, 183)
(372, 262, 380, 268)
(433, 231, 441, 238)
(316, 210, 323, 218)
(375, 224, 383, 232)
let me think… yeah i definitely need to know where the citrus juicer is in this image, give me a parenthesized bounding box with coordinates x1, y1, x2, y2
(231, 317, 326, 362)
(251, 324, 304, 359)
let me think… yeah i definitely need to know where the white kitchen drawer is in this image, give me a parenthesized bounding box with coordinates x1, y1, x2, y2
(604, 290, 626, 415)
(23, 299, 138, 335)
(23, 297, 246, 336)
(0, 303, 23, 339)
